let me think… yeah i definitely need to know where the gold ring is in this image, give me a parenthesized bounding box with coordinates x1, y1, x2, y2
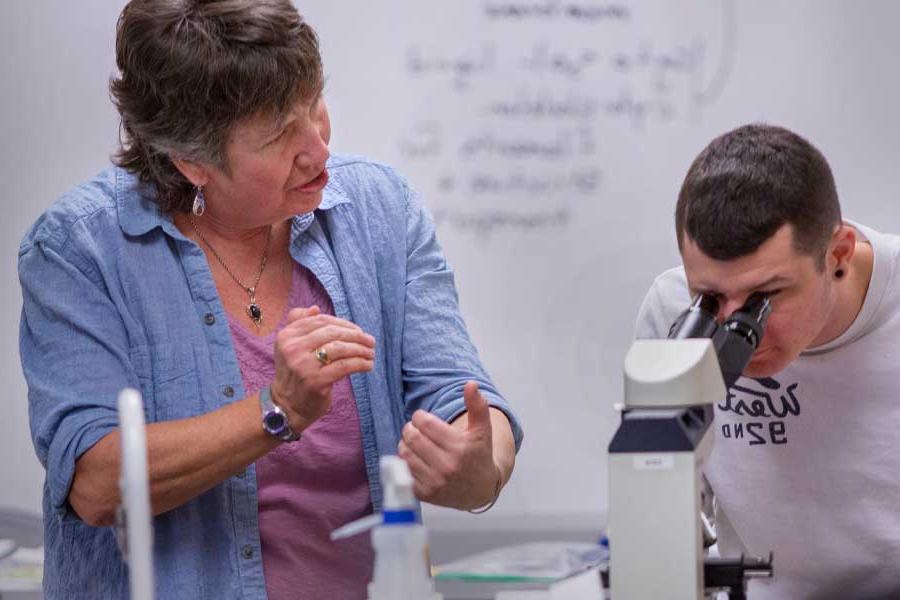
(314, 346, 329, 365)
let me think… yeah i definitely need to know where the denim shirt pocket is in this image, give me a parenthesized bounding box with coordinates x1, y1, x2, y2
(49, 517, 125, 598)
(131, 343, 202, 422)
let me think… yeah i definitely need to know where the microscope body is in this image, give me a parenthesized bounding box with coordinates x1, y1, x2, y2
(608, 293, 772, 599)
(608, 338, 724, 600)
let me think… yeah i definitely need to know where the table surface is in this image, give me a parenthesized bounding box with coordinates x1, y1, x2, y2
(0, 508, 42, 600)
(0, 508, 604, 600)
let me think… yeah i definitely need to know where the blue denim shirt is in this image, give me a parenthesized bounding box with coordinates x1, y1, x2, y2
(18, 155, 524, 599)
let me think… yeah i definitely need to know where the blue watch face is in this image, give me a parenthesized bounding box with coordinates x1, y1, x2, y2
(263, 411, 287, 434)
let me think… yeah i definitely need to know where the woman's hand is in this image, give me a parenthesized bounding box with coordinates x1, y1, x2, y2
(398, 381, 510, 511)
(271, 306, 376, 431)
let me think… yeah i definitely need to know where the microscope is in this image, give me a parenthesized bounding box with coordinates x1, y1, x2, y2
(607, 293, 774, 599)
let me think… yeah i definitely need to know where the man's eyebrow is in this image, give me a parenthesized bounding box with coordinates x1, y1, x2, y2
(693, 274, 791, 296)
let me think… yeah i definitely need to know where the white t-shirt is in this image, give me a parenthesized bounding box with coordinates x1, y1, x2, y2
(634, 223, 900, 600)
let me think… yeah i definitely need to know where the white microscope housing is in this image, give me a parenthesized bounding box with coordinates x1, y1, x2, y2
(608, 338, 724, 600)
(608, 292, 773, 600)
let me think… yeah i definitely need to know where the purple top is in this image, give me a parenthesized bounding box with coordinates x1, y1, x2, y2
(228, 262, 374, 600)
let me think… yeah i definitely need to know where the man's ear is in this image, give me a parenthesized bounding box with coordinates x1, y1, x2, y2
(827, 224, 857, 274)
(171, 157, 209, 188)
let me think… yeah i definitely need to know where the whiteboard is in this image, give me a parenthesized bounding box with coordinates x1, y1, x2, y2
(298, 0, 900, 524)
(1, 1, 899, 526)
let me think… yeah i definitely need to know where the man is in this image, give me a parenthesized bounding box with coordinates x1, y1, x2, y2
(635, 124, 900, 600)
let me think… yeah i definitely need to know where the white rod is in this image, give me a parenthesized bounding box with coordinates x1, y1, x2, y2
(117, 388, 155, 600)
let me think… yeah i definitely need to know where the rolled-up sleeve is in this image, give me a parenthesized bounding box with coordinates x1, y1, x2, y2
(19, 232, 135, 519)
(399, 185, 524, 451)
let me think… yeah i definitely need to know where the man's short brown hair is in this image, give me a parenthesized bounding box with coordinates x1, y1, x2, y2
(675, 124, 841, 270)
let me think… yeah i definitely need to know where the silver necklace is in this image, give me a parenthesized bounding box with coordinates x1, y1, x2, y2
(189, 215, 273, 329)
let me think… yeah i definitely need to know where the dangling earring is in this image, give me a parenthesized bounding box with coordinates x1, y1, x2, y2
(192, 186, 206, 216)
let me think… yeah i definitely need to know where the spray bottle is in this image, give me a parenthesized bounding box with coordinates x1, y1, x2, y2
(331, 455, 443, 600)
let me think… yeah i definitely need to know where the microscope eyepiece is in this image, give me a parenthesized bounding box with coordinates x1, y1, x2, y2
(667, 293, 720, 340)
(720, 292, 772, 350)
(714, 292, 772, 388)
(666, 292, 772, 389)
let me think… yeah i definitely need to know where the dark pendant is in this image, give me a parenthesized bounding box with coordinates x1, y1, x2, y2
(247, 303, 262, 326)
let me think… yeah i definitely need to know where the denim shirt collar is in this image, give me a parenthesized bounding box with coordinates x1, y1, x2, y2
(115, 166, 353, 240)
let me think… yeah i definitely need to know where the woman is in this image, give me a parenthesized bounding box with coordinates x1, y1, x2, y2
(18, 1, 523, 598)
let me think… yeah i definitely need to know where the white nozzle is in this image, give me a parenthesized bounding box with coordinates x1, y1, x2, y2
(329, 455, 419, 542)
(380, 455, 416, 511)
(330, 513, 382, 541)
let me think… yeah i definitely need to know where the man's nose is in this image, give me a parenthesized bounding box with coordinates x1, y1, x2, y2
(717, 298, 747, 322)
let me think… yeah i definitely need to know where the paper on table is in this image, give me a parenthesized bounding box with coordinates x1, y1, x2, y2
(0, 544, 43, 592)
(434, 542, 607, 583)
(0, 539, 16, 560)
(493, 566, 605, 600)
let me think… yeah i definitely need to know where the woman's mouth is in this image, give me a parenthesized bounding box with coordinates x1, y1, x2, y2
(293, 168, 329, 193)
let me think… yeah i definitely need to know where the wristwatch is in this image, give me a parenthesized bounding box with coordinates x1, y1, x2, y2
(259, 387, 299, 442)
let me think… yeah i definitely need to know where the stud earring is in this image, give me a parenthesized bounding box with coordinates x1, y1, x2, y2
(834, 268, 845, 279)
(192, 186, 206, 216)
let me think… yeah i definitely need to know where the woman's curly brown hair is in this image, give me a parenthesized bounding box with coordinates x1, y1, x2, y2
(110, 0, 323, 212)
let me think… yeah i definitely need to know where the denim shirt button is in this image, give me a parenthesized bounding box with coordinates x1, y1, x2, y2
(203, 313, 216, 325)
(223, 385, 235, 398)
(241, 545, 253, 559)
